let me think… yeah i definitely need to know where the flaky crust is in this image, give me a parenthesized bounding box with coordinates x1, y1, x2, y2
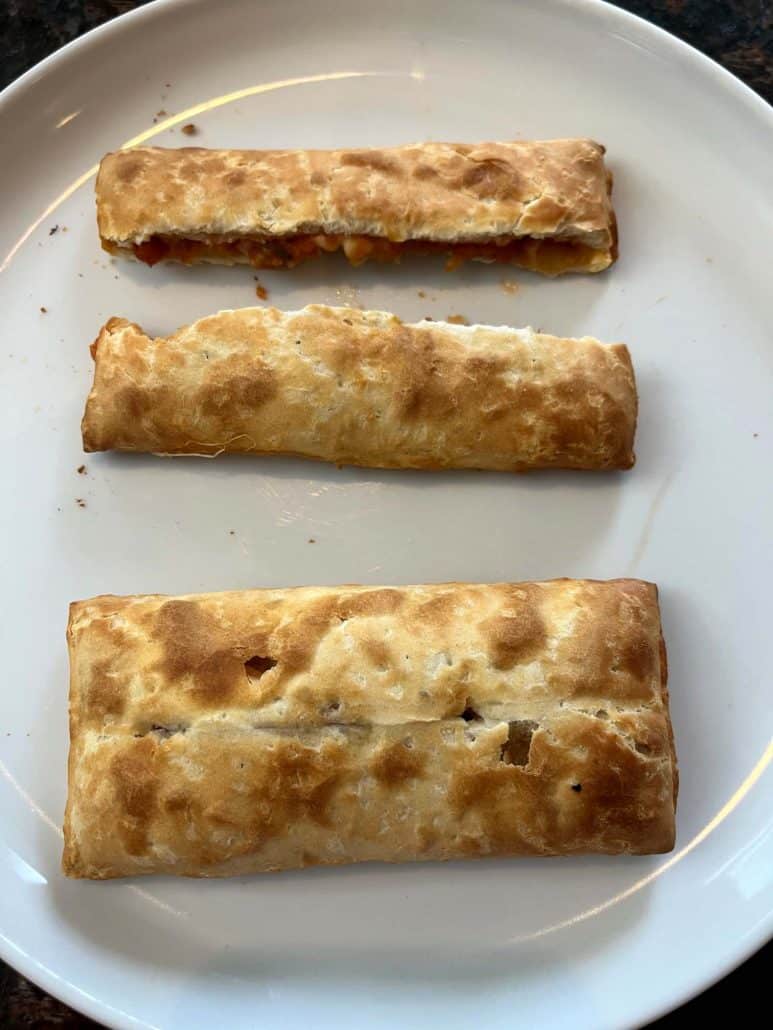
(81, 305, 637, 471)
(96, 139, 616, 273)
(63, 579, 676, 878)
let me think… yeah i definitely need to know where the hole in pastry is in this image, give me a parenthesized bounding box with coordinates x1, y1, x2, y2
(149, 723, 187, 739)
(461, 706, 481, 722)
(403, 737, 414, 749)
(571, 783, 583, 792)
(321, 699, 342, 718)
(244, 655, 277, 681)
(595, 709, 609, 720)
(500, 720, 538, 766)
(634, 740, 652, 755)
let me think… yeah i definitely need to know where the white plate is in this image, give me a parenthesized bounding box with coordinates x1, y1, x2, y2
(1, 0, 771, 1026)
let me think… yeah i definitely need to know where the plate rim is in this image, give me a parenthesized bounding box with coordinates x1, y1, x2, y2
(0, 0, 771, 1026)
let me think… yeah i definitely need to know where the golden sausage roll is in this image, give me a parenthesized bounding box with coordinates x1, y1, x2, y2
(63, 579, 676, 879)
(82, 305, 637, 471)
(96, 139, 617, 275)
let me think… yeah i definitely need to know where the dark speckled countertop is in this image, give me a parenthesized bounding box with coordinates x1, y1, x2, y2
(0, 1, 770, 1026)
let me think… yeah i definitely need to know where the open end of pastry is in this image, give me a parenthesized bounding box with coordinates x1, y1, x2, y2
(106, 231, 614, 275)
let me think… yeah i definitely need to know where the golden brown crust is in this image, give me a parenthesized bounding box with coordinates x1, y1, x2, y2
(95, 139, 616, 275)
(81, 306, 637, 471)
(63, 579, 676, 878)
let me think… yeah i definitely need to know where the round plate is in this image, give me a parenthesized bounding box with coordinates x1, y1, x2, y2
(1, 1, 771, 1027)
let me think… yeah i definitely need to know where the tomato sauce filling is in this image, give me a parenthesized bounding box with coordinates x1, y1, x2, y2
(124, 232, 607, 274)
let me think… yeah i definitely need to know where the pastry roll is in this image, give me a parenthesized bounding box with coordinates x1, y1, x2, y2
(63, 579, 676, 878)
(96, 139, 617, 275)
(82, 305, 637, 471)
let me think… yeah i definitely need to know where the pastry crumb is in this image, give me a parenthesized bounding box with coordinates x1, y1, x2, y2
(229, 530, 235, 535)
(417, 290, 426, 298)
(308, 538, 316, 544)
(446, 314, 468, 325)
(39, 306, 47, 313)
(75, 498, 86, 508)
(49, 225, 59, 236)
(255, 281, 268, 300)
(753, 432, 759, 438)
(424, 315, 433, 321)
(77, 464, 86, 475)
(181, 123, 198, 135)
(500, 279, 519, 295)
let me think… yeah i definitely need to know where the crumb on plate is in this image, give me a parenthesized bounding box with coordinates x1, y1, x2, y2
(446, 314, 468, 325)
(181, 123, 198, 135)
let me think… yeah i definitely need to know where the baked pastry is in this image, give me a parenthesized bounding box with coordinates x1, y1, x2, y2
(96, 139, 617, 275)
(63, 579, 676, 878)
(81, 305, 637, 471)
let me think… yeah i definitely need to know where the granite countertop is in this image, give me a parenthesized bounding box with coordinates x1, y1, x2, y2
(0, 1, 770, 1026)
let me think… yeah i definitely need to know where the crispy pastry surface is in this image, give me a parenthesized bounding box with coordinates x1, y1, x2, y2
(96, 139, 617, 274)
(81, 305, 637, 471)
(63, 579, 676, 878)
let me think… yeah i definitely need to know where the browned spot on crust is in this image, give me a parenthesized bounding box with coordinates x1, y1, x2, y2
(549, 583, 659, 702)
(273, 589, 405, 676)
(163, 791, 192, 815)
(227, 170, 246, 187)
(339, 588, 404, 619)
(86, 659, 126, 719)
(340, 150, 398, 174)
(412, 163, 438, 181)
(116, 158, 143, 183)
(360, 635, 392, 668)
(370, 740, 425, 785)
(199, 367, 277, 416)
(254, 740, 346, 832)
(481, 588, 546, 669)
(114, 384, 147, 420)
(395, 332, 457, 421)
(449, 764, 544, 855)
(414, 592, 458, 624)
(110, 739, 159, 856)
(619, 633, 656, 681)
(530, 717, 673, 851)
(152, 600, 270, 707)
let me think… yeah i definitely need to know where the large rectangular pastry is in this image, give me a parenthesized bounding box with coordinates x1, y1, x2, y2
(81, 305, 637, 471)
(96, 139, 617, 275)
(63, 579, 676, 878)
